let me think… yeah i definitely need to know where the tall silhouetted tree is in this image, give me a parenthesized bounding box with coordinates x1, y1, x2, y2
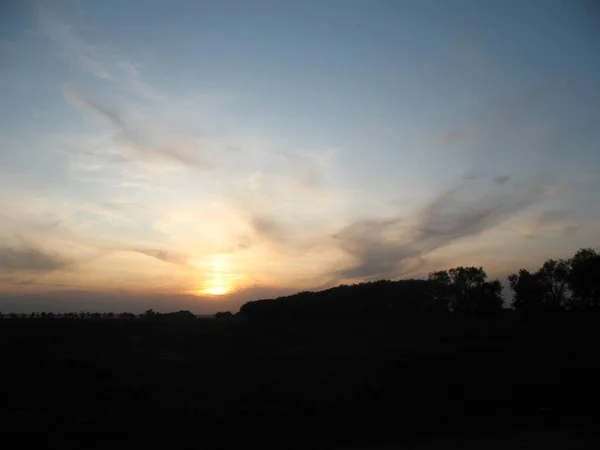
(472, 279, 504, 317)
(509, 257, 571, 317)
(143, 309, 158, 319)
(538, 259, 570, 310)
(448, 267, 486, 314)
(509, 269, 545, 315)
(427, 270, 452, 314)
(568, 248, 600, 310)
(428, 266, 502, 316)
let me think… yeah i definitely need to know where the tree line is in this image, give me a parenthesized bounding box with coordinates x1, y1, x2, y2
(2, 248, 597, 321)
(0, 309, 197, 321)
(239, 247, 600, 320)
(509, 248, 600, 316)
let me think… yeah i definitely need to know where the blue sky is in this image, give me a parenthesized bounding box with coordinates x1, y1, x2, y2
(1, 0, 599, 312)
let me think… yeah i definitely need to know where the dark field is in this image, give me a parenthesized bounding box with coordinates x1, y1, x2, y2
(1, 314, 599, 448)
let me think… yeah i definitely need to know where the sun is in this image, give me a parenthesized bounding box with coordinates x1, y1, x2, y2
(197, 273, 233, 296)
(191, 254, 237, 296)
(190, 254, 253, 297)
(200, 285, 231, 296)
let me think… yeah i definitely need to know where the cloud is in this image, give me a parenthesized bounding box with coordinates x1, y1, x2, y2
(493, 175, 510, 185)
(96, 201, 141, 213)
(38, 7, 158, 98)
(575, 172, 599, 183)
(515, 209, 581, 239)
(435, 129, 479, 146)
(334, 217, 415, 280)
(128, 248, 189, 266)
(537, 209, 573, 223)
(0, 242, 73, 273)
(63, 87, 211, 168)
(244, 209, 338, 259)
(38, 7, 111, 80)
(461, 172, 481, 180)
(333, 176, 552, 281)
(59, 133, 134, 180)
(78, 202, 137, 226)
(278, 150, 324, 189)
(249, 214, 289, 243)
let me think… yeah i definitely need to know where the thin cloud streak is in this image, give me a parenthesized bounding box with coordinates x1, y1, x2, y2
(128, 248, 190, 266)
(515, 209, 582, 239)
(0, 241, 73, 273)
(63, 87, 212, 168)
(37, 6, 159, 99)
(493, 175, 510, 185)
(333, 176, 554, 281)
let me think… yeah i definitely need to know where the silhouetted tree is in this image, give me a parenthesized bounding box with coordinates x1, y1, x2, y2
(237, 247, 600, 321)
(142, 309, 159, 319)
(447, 266, 486, 314)
(568, 248, 600, 310)
(509, 269, 544, 315)
(509, 257, 571, 318)
(472, 278, 504, 317)
(427, 270, 453, 314)
(163, 310, 195, 321)
(538, 259, 570, 310)
(118, 312, 136, 320)
(215, 311, 234, 319)
(428, 266, 502, 317)
(240, 267, 505, 320)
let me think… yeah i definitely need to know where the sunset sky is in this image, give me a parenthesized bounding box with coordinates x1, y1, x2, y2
(1, 0, 599, 313)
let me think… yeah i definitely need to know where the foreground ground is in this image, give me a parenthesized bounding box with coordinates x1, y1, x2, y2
(1, 314, 599, 447)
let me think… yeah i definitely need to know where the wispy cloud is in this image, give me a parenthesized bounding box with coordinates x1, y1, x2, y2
(37, 6, 158, 99)
(435, 128, 480, 146)
(240, 202, 342, 258)
(127, 248, 189, 266)
(333, 175, 553, 281)
(77, 202, 139, 227)
(278, 149, 329, 190)
(63, 87, 213, 168)
(514, 209, 582, 239)
(249, 214, 289, 244)
(493, 175, 510, 185)
(0, 241, 73, 273)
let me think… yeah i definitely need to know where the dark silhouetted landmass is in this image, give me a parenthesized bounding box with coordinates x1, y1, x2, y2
(0, 248, 599, 447)
(239, 248, 600, 321)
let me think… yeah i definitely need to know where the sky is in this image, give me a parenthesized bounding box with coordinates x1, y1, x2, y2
(1, 0, 599, 313)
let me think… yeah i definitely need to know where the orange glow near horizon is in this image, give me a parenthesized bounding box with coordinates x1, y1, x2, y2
(192, 254, 238, 296)
(200, 287, 230, 296)
(198, 279, 232, 296)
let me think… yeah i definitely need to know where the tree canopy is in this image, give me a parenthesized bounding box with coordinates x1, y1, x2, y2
(240, 248, 599, 320)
